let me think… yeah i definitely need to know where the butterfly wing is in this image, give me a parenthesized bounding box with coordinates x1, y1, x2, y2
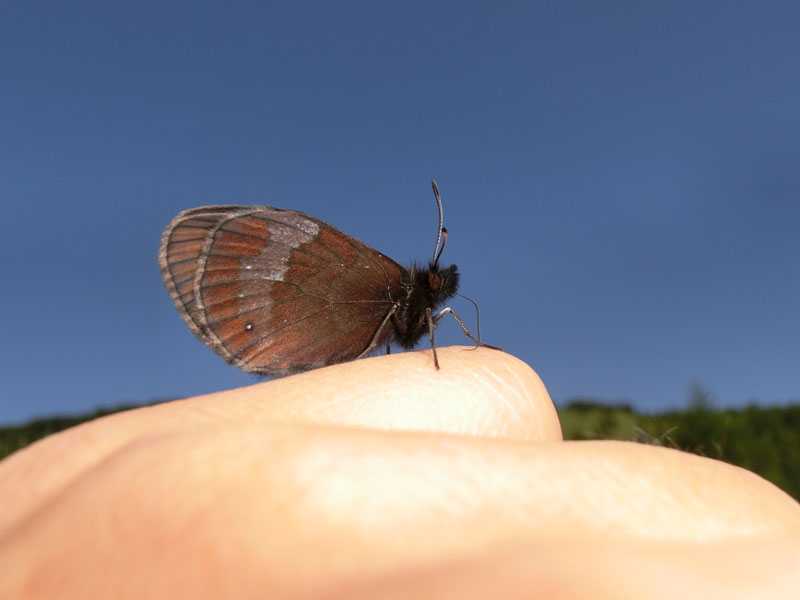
(159, 206, 406, 374)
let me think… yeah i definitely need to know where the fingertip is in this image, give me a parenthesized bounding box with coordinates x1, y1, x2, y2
(213, 346, 561, 441)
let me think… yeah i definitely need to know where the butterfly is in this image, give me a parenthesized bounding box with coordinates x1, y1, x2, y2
(159, 181, 497, 375)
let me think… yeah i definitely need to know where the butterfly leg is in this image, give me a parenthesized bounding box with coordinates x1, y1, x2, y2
(425, 307, 440, 369)
(432, 307, 502, 351)
(357, 304, 399, 359)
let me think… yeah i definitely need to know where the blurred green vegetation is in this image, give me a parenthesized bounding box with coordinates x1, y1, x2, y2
(2, 391, 799, 501)
(558, 388, 800, 501)
(0, 403, 154, 460)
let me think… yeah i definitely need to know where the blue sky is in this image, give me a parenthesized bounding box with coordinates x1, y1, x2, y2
(2, 2, 798, 423)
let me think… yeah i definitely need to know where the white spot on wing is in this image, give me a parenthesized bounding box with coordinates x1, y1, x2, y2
(251, 213, 319, 284)
(271, 219, 319, 247)
(264, 267, 284, 282)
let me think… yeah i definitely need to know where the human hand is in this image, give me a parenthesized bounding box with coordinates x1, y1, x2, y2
(2, 347, 799, 599)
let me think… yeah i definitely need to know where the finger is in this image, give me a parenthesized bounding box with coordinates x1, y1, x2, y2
(3, 425, 799, 598)
(329, 538, 800, 600)
(193, 346, 560, 440)
(0, 347, 559, 531)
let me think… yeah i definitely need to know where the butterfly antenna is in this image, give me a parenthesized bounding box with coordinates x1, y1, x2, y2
(431, 180, 446, 265)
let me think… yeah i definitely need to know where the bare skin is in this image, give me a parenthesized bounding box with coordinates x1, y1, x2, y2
(1, 347, 799, 599)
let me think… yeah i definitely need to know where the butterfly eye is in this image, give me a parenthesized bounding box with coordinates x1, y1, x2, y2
(428, 271, 442, 291)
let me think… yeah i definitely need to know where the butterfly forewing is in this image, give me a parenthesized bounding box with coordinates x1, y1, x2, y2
(159, 206, 406, 375)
